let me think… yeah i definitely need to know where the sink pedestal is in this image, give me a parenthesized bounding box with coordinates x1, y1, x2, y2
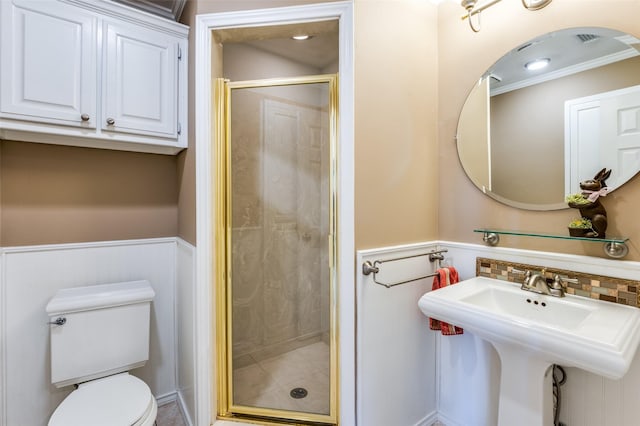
(494, 343, 553, 426)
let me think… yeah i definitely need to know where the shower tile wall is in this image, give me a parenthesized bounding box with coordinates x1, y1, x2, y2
(231, 88, 330, 364)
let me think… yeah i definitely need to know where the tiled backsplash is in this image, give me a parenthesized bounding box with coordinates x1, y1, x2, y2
(476, 257, 639, 308)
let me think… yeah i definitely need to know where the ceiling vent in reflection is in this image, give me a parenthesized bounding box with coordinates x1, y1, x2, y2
(576, 34, 600, 43)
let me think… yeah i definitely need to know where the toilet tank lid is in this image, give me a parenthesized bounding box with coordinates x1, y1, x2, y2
(46, 280, 155, 315)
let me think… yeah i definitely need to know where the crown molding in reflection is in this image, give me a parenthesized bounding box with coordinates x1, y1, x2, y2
(491, 48, 639, 96)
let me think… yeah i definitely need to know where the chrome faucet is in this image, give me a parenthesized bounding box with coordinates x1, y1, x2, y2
(521, 269, 577, 298)
(521, 269, 552, 295)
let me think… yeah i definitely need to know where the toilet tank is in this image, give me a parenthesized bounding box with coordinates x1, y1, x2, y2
(46, 280, 155, 388)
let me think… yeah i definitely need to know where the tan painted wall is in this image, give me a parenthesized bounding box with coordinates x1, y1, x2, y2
(438, 0, 640, 260)
(177, 0, 197, 245)
(354, 0, 439, 249)
(491, 82, 566, 205)
(1, 141, 178, 246)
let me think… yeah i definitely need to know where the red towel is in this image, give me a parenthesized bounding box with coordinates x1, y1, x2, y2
(429, 266, 463, 335)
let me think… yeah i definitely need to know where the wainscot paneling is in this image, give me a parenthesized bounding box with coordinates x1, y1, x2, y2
(0, 238, 179, 426)
(177, 238, 196, 426)
(356, 242, 439, 426)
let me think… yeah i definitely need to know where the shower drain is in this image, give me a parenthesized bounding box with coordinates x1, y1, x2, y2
(290, 387, 308, 399)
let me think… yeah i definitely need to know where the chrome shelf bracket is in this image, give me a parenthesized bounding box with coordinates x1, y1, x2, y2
(482, 232, 500, 246)
(604, 241, 629, 259)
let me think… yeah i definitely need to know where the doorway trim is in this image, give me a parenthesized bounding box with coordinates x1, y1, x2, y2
(195, 3, 355, 425)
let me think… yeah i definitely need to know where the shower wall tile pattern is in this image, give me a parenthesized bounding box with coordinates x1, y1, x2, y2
(476, 257, 640, 307)
(230, 88, 330, 361)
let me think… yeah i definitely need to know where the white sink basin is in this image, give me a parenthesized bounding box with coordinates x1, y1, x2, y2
(460, 283, 594, 329)
(419, 276, 640, 425)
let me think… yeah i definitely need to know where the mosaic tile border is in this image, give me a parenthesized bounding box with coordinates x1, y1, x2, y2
(476, 257, 639, 308)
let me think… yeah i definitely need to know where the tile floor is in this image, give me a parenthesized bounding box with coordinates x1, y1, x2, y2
(157, 401, 188, 426)
(233, 341, 331, 415)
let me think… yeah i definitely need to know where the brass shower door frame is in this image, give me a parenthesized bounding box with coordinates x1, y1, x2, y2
(214, 75, 339, 425)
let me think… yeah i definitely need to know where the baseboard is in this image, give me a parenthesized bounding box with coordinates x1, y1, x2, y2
(156, 391, 178, 406)
(177, 390, 195, 426)
(416, 410, 439, 426)
(155, 390, 194, 426)
(435, 411, 462, 426)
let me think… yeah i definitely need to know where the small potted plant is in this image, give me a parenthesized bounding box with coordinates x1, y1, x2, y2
(565, 192, 591, 206)
(567, 217, 596, 237)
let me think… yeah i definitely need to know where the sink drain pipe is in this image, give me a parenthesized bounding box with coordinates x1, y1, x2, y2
(553, 364, 567, 426)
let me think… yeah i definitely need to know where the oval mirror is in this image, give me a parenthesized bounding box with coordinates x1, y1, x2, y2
(457, 27, 640, 210)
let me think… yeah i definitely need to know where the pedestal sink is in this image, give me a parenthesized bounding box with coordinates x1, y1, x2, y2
(418, 276, 640, 426)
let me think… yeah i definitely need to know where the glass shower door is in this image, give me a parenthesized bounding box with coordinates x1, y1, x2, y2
(218, 75, 337, 424)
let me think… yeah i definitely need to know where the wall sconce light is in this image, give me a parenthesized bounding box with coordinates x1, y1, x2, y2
(461, 0, 553, 33)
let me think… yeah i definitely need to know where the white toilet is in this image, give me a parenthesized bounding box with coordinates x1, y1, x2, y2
(46, 280, 157, 426)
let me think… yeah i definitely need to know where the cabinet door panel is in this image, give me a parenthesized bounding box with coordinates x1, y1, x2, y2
(103, 21, 178, 137)
(0, 1, 97, 126)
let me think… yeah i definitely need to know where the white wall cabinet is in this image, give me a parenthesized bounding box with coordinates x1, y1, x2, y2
(0, 0, 188, 155)
(103, 20, 180, 139)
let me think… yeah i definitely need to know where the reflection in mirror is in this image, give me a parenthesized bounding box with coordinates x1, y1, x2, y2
(457, 27, 640, 210)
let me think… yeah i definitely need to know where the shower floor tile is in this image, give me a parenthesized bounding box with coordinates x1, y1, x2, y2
(233, 341, 330, 415)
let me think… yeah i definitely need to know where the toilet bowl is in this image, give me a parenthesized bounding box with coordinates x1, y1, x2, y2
(48, 373, 157, 426)
(46, 280, 157, 426)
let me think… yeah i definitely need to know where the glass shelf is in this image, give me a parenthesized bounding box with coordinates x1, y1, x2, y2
(473, 229, 630, 258)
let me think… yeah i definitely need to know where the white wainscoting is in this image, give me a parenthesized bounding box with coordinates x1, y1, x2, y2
(6, 236, 639, 425)
(0, 237, 184, 426)
(559, 352, 640, 426)
(356, 242, 440, 426)
(177, 238, 196, 426)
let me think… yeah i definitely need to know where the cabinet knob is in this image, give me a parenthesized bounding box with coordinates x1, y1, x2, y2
(106, 118, 115, 126)
(80, 113, 90, 122)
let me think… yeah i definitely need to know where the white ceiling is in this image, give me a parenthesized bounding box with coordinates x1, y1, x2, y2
(217, 20, 339, 70)
(487, 27, 640, 95)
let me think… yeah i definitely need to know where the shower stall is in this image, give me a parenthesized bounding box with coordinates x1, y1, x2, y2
(215, 75, 338, 424)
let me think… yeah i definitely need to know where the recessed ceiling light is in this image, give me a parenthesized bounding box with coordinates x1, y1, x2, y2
(524, 58, 551, 71)
(292, 35, 311, 41)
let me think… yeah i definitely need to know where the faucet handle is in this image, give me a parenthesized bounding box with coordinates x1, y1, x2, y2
(520, 270, 532, 290)
(548, 274, 571, 297)
(554, 275, 578, 285)
(552, 274, 565, 288)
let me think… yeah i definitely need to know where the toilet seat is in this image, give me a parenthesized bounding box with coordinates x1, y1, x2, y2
(48, 373, 157, 426)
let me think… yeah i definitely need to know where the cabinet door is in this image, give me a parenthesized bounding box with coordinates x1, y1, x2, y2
(0, 0, 97, 127)
(102, 21, 179, 138)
